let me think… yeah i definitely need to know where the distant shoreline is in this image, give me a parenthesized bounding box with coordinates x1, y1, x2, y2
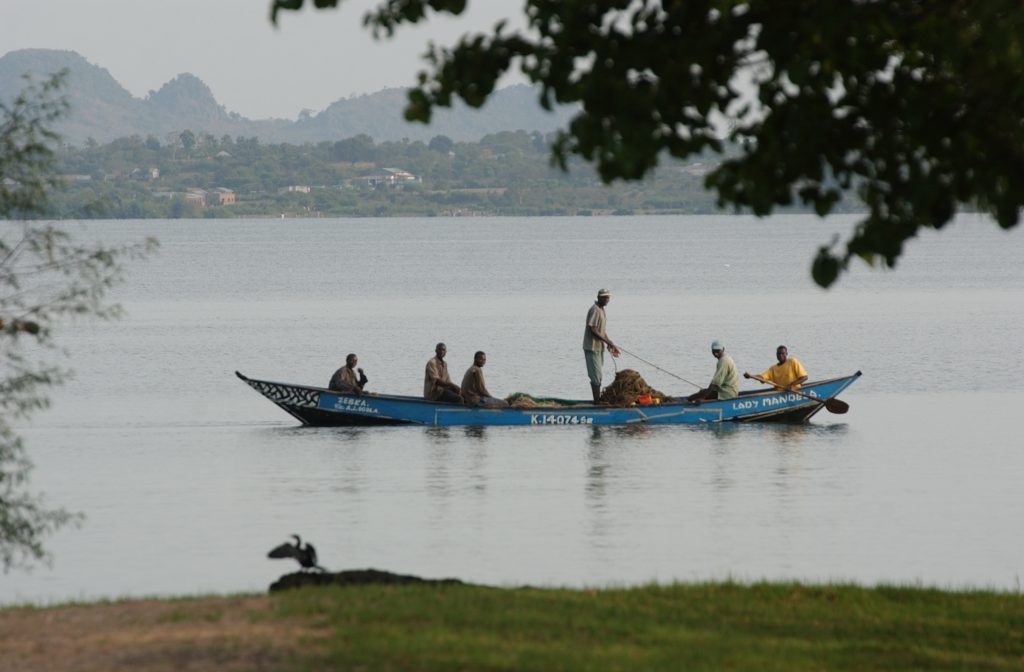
(6, 207, 873, 223)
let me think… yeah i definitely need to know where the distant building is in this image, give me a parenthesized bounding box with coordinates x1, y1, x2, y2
(361, 168, 420, 187)
(129, 167, 160, 181)
(278, 185, 311, 194)
(383, 168, 418, 182)
(57, 174, 92, 182)
(209, 187, 235, 205)
(152, 189, 225, 206)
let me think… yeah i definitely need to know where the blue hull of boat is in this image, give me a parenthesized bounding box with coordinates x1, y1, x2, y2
(237, 371, 861, 427)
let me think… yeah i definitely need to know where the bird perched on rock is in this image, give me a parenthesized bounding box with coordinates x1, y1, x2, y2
(268, 534, 325, 572)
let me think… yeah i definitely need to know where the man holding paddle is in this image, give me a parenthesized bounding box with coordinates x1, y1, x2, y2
(744, 345, 850, 414)
(744, 345, 808, 391)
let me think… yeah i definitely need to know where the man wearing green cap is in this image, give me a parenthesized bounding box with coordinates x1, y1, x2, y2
(583, 289, 620, 402)
(688, 340, 739, 403)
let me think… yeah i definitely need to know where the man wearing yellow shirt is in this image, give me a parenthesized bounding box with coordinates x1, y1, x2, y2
(744, 345, 808, 391)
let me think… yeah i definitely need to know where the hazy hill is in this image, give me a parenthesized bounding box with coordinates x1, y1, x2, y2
(0, 49, 574, 146)
(0, 49, 150, 142)
(289, 86, 574, 144)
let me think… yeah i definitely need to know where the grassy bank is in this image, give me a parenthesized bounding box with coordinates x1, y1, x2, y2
(2, 581, 1022, 671)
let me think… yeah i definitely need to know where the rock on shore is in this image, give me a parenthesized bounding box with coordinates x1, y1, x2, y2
(269, 568, 465, 592)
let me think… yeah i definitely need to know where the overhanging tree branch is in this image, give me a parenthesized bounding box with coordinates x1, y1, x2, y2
(1, 73, 157, 571)
(271, 0, 1024, 287)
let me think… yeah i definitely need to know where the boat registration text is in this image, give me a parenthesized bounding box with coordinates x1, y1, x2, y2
(530, 414, 594, 425)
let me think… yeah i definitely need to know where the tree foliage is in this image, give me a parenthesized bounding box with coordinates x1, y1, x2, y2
(428, 134, 454, 154)
(1, 74, 156, 571)
(271, 0, 1024, 286)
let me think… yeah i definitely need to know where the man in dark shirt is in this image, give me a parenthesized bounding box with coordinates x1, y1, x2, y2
(424, 342, 463, 403)
(461, 351, 508, 407)
(329, 353, 368, 394)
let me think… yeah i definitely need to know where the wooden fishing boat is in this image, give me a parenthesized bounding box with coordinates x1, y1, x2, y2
(236, 370, 861, 427)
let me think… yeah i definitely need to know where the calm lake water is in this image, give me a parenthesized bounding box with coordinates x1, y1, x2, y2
(3, 214, 1023, 605)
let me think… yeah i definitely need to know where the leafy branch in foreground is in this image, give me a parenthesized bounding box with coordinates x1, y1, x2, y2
(1, 74, 157, 571)
(272, 0, 1024, 286)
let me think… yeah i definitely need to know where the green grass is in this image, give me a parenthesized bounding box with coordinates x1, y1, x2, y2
(267, 581, 1024, 671)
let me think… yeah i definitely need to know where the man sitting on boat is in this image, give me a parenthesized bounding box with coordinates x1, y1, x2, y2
(744, 345, 808, 391)
(328, 353, 369, 394)
(687, 340, 740, 403)
(424, 342, 464, 403)
(460, 351, 509, 408)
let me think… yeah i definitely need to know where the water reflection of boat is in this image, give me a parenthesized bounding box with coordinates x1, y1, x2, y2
(237, 371, 861, 427)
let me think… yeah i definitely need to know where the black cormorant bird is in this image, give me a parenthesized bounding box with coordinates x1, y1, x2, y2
(268, 534, 325, 572)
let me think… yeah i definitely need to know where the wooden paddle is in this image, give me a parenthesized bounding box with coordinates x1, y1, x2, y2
(749, 374, 849, 414)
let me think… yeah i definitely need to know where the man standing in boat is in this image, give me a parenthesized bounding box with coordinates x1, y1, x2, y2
(688, 340, 739, 402)
(461, 351, 509, 407)
(583, 288, 620, 402)
(744, 345, 809, 391)
(424, 342, 463, 403)
(329, 353, 369, 394)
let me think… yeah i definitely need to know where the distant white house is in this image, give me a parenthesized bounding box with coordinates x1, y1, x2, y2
(384, 168, 418, 181)
(361, 168, 420, 187)
(279, 185, 311, 194)
(130, 167, 160, 181)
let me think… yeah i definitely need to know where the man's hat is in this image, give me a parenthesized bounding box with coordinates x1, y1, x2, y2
(597, 288, 611, 297)
(711, 340, 724, 352)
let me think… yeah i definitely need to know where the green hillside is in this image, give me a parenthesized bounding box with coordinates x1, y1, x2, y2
(20, 128, 858, 220)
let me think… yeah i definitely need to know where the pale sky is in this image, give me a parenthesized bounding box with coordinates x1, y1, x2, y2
(1, 0, 524, 120)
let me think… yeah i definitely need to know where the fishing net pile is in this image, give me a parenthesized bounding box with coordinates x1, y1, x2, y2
(598, 369, 667, 406)
(504, 393, 586, 409)
(503, 370, 668, 408)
